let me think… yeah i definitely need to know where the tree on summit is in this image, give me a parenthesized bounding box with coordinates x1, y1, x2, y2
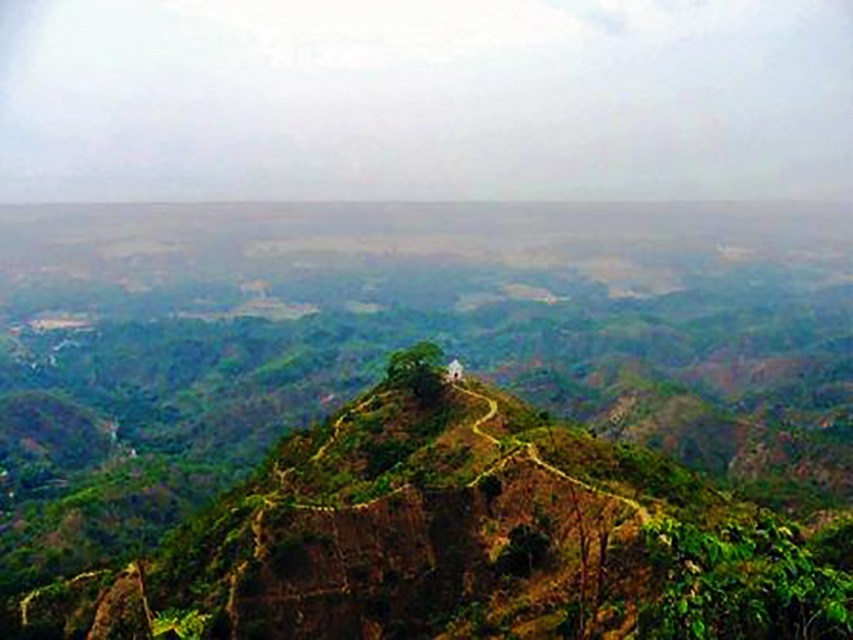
(386, 341, 446, 404)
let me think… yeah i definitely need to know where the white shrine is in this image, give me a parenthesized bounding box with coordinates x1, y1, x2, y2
(446, 359, 464, 382)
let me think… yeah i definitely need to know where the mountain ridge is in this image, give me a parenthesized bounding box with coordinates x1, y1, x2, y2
(7, 344, 851, 639)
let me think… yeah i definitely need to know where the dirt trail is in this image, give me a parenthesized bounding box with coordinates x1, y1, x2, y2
(271, 383, 648, 524)
(456, 386, 501, 446)
(19, 570, 110, 630)
(130, 561, 155, 633)
(455, 384, 650, 524)
(226, 560, 248, 640)
(311, 393, 387, 462)
(526, 443, 650, 524)
(19, 588, 38, 628)
(272, 393, 387, 489)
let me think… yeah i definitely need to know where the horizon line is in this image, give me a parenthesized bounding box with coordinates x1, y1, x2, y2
(0, 198, 850, 207)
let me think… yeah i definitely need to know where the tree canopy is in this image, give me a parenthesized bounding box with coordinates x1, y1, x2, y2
(386, 341, 446, 404)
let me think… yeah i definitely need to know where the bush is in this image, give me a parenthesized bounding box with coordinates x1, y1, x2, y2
(364, 440, 415, 479)
(495, 524, 550, 578)
(640, 517, 853, 638)
(810, 517, 853, 572)
(478, 474, 502, 502)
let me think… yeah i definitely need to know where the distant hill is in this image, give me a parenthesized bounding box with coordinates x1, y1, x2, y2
(500, 352, 853, 515)
(0, 391, 112, 504)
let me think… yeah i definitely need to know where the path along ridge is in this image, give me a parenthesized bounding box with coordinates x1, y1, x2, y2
(455, 384, 650, 524)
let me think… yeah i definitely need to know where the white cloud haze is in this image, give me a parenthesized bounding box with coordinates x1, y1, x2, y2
(0, 0, 851, 202)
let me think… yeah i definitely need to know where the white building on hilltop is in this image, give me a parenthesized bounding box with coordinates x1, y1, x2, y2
(447, 359, 464, 382)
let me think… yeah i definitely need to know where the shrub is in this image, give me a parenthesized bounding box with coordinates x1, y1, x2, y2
(478, 474, 502, 502)
(495, 524, 550, 577)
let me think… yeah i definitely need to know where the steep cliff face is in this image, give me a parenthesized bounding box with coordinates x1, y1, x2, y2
(226, 455, 637, 639)
(232, 487, 485, 638)
(87, 563, 151, 640)
(141, 378, 660, 638)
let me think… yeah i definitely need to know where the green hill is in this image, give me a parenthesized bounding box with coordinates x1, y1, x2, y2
(7, 345, 852, 639)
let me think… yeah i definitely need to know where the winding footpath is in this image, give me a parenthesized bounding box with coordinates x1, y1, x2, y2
(228, 381, 649, 635)
(455, 384, 650, 524)
(20, 570, 108, 628)
(461, 386, 501, 446)
(20, 383, 651, 635)
(249, 382, 647, 580)
(310, 393, 389, 462)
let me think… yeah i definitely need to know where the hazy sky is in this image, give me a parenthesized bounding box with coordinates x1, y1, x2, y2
(1, 0, 851, 202)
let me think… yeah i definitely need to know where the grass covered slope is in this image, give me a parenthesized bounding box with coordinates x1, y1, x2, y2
(9, 344, 853, 639)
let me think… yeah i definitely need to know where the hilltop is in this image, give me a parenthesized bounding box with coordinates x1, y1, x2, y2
(7, 344, 852, 639)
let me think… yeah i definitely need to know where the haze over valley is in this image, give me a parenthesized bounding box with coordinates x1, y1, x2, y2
(1, 0, 852, 637)
(1, 201, 850, 323)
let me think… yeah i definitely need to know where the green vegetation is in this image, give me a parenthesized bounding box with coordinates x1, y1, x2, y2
(0, 456, 230, 597)
(810, 516, 853, 572)
(640, 517, 853, 638)
(0, 257, 851, 635)
(152, 609, 212, 639)
(9, 358, 853, 639)
(385, 341, 446, 404)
